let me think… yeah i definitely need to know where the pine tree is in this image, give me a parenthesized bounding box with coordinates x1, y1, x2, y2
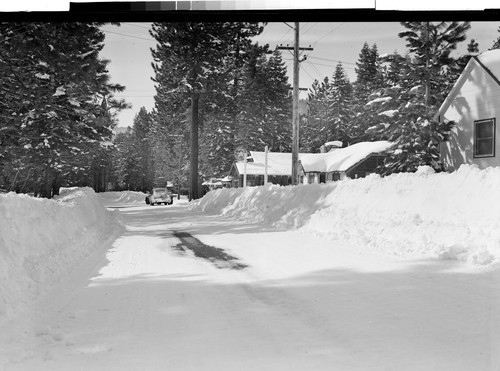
(398, 21, 470, 110)
(468, 38, 479, 53)
(224, 23, 266, 150)
(329, 63, 353, 145)
(0, 22, 128, 197)
(354, 43, 383, 100)
(150, 22, 264, 199)
(491, 27, 500, 49)
(265, 50, 293, 152)
(350, 43, 385, 144)
(131, 107, 155, 191)
(354, 43, 372, 96)
(113, 129, 142, 190)
(363, 21, 470, 174)
(152, 107, 191, 195)
(303, 77, 332, 152)
(151, 23, 220, 199)
(236, 48, 292, 153)
(302, 63, 353, 153)
(457, 38, 480, 71)
(382, 51, 410, 86)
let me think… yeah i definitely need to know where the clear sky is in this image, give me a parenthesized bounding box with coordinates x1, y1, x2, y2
(100, 20, 500, 128)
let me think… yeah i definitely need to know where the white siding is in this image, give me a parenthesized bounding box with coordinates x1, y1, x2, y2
(441, 59, 500, 170)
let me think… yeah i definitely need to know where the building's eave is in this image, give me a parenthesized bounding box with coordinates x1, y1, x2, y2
(434, 58, 477, 122)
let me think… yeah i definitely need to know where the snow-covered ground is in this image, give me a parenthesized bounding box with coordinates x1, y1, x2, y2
(0, 166, 499, 370)
(195, 165, 500, 265)
(0, 188, 123, 320)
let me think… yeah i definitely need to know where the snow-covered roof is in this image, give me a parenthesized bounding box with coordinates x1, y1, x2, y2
(435, 49, 500, 120)
(249, 151, 309, 176)
(300, 141, 392, 173)
(324, 140, 343, 148)
(202, 181, 223, 186)
(234, 158, 291, 176)
(232, 142, 391, 176)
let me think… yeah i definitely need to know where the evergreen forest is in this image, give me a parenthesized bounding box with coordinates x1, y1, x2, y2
(0, 21, 495, 199)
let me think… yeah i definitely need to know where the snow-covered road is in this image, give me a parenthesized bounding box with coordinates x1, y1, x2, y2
(3, 199, 500, 371)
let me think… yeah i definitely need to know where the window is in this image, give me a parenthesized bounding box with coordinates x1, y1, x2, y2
(474, 118, 496, 158)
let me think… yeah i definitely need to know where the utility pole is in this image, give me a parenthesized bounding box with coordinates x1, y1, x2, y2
(190, 93, 199, 200)
(277, 22, 313, 185)
(291, 22, 300, 186)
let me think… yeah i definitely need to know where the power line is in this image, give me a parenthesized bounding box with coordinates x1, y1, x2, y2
(286, 56, 356, 70)
(297, 22, 311, 35)
(283, 57, 356, 71)
(308, 55, 357, 66)
(0, 25, 32, 44)
(312, 22, 346, 48)
(300, 22, 318, 39)
(310, 60, 356, 71)
(1, 24, 28, 38)
(101, 28, 155, 42)
(275, 24, 294, 47)
(304, 59, 325, 81)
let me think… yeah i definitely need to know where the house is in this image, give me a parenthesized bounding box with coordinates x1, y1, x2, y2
(299, 141, 392, 183)
(202, 178, 223, 191)
(228, 141, 391, 187)
(219, 176, 233, 188)
(435, 49, 500, 170)
(228, 152, 298, 187)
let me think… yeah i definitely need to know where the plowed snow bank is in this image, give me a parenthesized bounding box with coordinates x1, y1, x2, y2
(98, 190, 147, 204)
(0, 188, 123, 321)
(193, 165, 500, 265)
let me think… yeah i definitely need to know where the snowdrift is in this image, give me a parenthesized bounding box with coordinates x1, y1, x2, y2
(0, 188, 123, 321)
(194, 165, 500, 265)
(98, 190, 148, 206)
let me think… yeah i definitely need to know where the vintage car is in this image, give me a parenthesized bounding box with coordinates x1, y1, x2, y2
(145, 188, 174, 206)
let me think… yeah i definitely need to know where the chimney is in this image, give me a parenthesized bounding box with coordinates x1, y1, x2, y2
(324, 140, 343, 152)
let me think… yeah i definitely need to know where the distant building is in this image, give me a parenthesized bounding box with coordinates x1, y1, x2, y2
(299, 141, 392, 183)
(227, 141, 392, 187)
(436, 49, 500, 170)
(228, 152, 296, 187)
(201, 178, 224, 194)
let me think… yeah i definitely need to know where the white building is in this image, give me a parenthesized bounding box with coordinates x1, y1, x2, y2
(436, 49, 500, 170)
(299, 141, 392, 183)
(228, 141, 392, 187)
